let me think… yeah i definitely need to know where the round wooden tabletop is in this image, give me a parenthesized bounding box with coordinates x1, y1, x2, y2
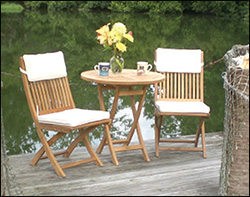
(81, 69, 165, 86)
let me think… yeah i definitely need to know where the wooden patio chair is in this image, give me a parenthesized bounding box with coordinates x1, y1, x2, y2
(154, 48, 210, 158)
(19, 51, 111, 177)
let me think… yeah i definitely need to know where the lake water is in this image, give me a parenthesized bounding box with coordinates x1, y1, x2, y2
(1, 10, 249, 155)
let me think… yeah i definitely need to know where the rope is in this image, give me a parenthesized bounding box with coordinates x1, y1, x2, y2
(1, 72, 94, 87)
(204, 56, 225, 68)
(1, 72, 21, 78)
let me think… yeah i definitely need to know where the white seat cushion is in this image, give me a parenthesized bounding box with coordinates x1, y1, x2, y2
(23, 51, 67, 82)
(38, 108, 110, 127)
(154, 48, 204, 73)
(155, 101, 210, 114)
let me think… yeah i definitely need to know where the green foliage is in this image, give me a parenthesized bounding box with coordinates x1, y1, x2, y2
(109, 1, 150, 13)
(24, 1, 84, 11)
(47, 1, 82, 11)
(191, 1, 249, 19)
(82, 1, 111, 10)
(148, 1, 183, 14)
(109, 1, 182, 14)
(190, 1, 249, 29)
(24, 1, 47, 9)
(1, 2, 24, 13)
(239, 1, 249, 24)
(17, 1, 249, 21)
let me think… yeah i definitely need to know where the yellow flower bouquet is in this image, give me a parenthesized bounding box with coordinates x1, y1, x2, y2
(96, 22, 134, 73)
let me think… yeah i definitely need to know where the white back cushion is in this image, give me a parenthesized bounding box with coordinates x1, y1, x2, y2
(154, 48, 204, 73)
(23, 51, 67, 81)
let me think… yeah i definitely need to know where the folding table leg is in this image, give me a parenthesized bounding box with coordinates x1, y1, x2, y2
(96, 84, 107, 153)
(96, 85, 150, 164)
(96, 84, 120, 165)
(96, 85, 120, 153)
(126, 86, 150, 162)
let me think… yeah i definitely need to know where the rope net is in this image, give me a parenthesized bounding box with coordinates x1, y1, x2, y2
(219, 44, 249, 196)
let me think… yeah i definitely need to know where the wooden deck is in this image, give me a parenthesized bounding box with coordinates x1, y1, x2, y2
(8, 132, 224, 196)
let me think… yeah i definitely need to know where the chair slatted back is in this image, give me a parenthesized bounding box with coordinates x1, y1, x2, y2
(155, 51, 204, 102)
(20, 57, 75, 119)
(29, 77, 75, 114)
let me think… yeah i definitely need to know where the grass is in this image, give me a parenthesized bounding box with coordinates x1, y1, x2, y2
(1, 2, 24, 13)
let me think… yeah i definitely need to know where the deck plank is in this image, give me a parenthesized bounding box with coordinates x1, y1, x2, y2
(8, 132, 224, 196)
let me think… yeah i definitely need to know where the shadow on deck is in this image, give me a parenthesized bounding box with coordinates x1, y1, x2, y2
(8, 132, 224, 196)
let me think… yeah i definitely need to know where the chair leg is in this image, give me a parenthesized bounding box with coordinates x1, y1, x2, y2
(155, 115, 207, 158)
(194, 117, 207, 158)
(82, 135, 103, 167)
(201, 121, 207, 158)
(155, 115, 159, 157)
(36, 128, 66, 177)
(155, 115, 162, 157)
(30, 132, 65, 166)
(194, 118, 204, 147)
(64, 126, 98, 158)
(96, 134, 106, 154)
(63, 134, 82, 158)
(158, 116, 163, 141)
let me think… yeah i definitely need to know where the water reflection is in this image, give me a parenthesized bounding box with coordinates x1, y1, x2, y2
(1, 10, 249, 155)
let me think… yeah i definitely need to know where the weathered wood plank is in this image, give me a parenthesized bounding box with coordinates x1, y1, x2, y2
(8, 132, 223, 196)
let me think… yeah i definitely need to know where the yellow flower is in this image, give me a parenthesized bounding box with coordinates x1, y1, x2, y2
(116, 42, 127, 52)
(112, 22, 127, 35)
(110, 22, 127, 43)
(96, 23, 112, 45)
(96, 22, 133, 54)
(124, 33, 134, 42)
(109, 30, 122, 43)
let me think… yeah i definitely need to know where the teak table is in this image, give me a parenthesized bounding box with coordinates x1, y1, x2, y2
(81, 69, 165, 165)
